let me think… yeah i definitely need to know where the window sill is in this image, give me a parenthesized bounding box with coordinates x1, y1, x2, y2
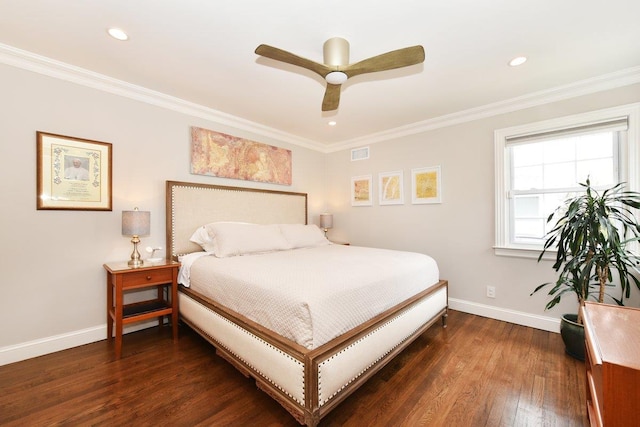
(494, 246, 556, 260)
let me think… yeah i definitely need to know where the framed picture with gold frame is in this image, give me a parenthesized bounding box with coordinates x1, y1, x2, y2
(351, 174, 373, 206)
(37, 131, 112, 210)
(411, 166, 442, 204)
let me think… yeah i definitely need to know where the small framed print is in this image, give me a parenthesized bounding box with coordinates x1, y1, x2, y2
(411, 166, 442, 204)
(37, 132, 112, 210)
(378, 171, 404, 205)
(351, 175, 373, 206)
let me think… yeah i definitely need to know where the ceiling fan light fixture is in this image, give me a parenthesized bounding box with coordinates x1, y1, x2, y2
(325, 71, 348, 85)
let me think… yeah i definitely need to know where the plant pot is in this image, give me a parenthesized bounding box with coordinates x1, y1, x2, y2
(560, 314, 585, 361)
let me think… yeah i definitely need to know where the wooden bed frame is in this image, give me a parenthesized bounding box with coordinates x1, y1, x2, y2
(166, 180, 448, 426)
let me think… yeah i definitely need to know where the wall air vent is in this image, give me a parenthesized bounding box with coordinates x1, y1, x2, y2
(351, 147, 370, 161)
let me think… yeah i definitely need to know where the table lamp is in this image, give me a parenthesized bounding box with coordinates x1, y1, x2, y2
(320, 213, 333, 236)
(122, 207, 150, 267)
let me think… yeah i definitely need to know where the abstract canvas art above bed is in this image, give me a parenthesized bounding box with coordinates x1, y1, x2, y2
(190, 126, 292, 185)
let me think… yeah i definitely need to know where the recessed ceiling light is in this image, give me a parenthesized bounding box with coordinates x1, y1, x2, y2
(107, 28, 129, 41)
(328, 121, 337, 126)
(509, 56, 527, 67)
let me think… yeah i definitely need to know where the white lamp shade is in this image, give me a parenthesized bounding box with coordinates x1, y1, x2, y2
(122, 209, 150, 237)
(320, 213, 333, 229)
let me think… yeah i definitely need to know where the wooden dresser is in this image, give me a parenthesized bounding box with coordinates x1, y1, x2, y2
(581, 302, 640, 427)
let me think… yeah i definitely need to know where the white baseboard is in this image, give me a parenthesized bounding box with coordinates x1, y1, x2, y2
(448, 298, 561, 333)
(0, 320, 159, 366)
(1, 301, 560, 366)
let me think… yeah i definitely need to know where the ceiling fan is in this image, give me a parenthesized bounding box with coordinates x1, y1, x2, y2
(255, 37, 425, 111)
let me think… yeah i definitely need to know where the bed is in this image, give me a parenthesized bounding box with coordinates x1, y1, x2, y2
(166, 180, 448, 426)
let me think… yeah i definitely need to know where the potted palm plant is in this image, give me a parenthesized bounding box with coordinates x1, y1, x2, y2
(532, 178, 640, 360)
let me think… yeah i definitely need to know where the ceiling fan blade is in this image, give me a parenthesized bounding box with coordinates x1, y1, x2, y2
(255, 44, 331, 78)
(322, 83, 342, 111)
(343, 45, 425, 78)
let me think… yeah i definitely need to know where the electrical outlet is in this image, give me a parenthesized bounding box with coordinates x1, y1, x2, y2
(486, 286, 496, 298)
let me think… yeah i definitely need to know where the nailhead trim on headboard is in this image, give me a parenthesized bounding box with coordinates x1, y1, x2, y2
(167, 181, 307, 259)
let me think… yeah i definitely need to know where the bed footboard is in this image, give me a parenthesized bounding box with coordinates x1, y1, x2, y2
(179, 280, 448, 426)
(312, 286, 447, 410)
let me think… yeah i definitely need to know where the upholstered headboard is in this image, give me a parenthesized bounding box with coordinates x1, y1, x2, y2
(166, 181, 308, 259)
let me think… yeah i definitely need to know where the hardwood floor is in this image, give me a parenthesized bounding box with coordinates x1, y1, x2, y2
(0, 310, 587, 426)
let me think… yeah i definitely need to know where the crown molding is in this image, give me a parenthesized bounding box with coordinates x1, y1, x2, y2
(326, 65, 640, 152)
(0, 43, 324, 152)
(2, 42, 639, 154)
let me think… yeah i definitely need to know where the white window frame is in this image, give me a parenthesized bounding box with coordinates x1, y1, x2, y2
(494, 103, 640, 258)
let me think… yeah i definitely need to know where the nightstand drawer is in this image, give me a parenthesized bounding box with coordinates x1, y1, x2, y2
(121, 269, 173, 288)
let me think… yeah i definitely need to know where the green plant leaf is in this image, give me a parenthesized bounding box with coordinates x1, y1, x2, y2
(534, 178, 640, 315)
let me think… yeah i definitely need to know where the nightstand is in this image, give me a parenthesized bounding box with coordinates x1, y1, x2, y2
(103, 259, 180, 359)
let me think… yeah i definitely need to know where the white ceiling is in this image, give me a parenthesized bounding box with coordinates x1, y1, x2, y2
(1, 1, 640, 151)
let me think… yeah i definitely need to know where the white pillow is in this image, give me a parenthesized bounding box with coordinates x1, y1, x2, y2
(189, 226, 217, 253)
(190, 221, 253, 253)
(279, 223, 330, 248)
(208, 223, 292, 257)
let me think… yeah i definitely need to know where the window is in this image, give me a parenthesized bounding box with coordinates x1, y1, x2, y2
(494, 104, 640, 258)
(511, 128, 620, 245)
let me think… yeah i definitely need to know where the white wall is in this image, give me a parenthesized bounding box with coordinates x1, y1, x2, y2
(326, 83, 640, 331)
(0, 63, 327, 364)
(2, 57, 639, 366)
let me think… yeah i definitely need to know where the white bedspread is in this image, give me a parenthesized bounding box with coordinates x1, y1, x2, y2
(179, 245, 439, 349)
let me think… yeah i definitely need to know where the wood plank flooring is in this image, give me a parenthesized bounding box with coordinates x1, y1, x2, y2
(0, 310, 587, 426)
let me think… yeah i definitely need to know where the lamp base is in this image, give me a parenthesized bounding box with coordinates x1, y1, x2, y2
(128, 236, 143, 267)
(128, 258, 144, 267)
